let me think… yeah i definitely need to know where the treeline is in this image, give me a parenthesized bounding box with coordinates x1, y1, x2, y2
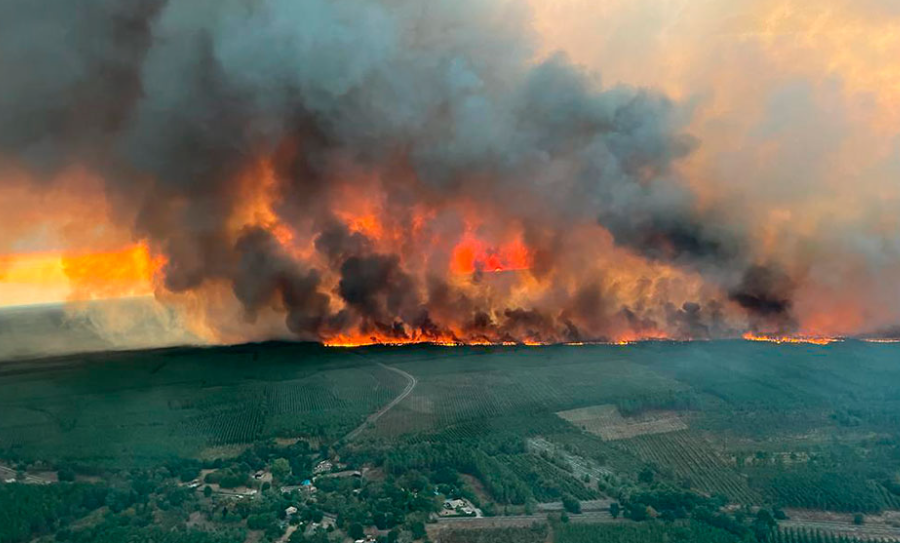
(379, 440, 531, 504)
(58, 526, 245, 543)
(372, 433, 596, 505)
(315, 471, 439, 531)
(202, 439, 315, 489)
(617, 486, 780, 541)
(0, 483, 107, 543)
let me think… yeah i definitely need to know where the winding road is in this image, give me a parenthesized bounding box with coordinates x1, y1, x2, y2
(342, 362, 417, 443)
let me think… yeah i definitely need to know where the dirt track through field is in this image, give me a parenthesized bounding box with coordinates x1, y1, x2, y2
(342, 363, 417, 442)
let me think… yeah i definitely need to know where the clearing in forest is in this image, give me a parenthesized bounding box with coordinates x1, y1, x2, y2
(556, 404, 687, 440)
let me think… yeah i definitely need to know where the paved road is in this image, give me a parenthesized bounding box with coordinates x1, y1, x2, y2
(342, 363, 417, 442)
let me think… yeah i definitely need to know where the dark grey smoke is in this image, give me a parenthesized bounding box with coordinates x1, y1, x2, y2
(338, 254, 418, 328)
(0, 0, 165, 172)
(234, 227, 329, 337)
(0, 0, 788, 341)
(729, 265, 797, 334)
(315, 221, 372, 265)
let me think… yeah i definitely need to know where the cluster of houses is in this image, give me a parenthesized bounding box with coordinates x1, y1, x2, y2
(313, 460, 334, 475)
(440, 498, 478, 517)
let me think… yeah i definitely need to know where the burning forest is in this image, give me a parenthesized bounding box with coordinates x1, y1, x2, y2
(2, 0, 900, 350)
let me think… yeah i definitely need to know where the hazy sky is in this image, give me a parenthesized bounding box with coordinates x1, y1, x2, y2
(532, 0, 900, 334)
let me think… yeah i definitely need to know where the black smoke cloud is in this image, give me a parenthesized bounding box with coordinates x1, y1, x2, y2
(234, 227, 329, 336)
(338, 254, 417, 327)
(729, 265, 797, 335)
(0, 0, 790, 341)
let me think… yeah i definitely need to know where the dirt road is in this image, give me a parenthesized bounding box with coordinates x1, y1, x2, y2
(342, 363, 417, 443)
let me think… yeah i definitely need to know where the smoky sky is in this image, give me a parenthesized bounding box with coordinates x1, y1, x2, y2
(0, 0, 805, 341)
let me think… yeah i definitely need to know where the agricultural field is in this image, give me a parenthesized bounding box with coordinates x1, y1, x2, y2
(768, 528, 891, 543)
(615, 430, 759, 504)
(554, 520, 750, 543)
(554, 522, 893, 543)
(436, 525, 549, 543)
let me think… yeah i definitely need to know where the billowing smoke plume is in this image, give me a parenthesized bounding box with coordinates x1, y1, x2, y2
(0, 0, 823, 343)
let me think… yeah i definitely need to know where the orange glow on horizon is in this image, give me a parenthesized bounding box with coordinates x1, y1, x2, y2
(0, 244, 162, 307)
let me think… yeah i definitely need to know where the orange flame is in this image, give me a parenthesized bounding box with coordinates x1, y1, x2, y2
(323, 332, 461, 348)
(450, 233, 532, 274)
(323, 333, 668, 348)
(743, 333, 841, 345)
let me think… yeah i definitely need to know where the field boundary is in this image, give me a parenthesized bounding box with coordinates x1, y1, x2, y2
(556, 404, 687, 441)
